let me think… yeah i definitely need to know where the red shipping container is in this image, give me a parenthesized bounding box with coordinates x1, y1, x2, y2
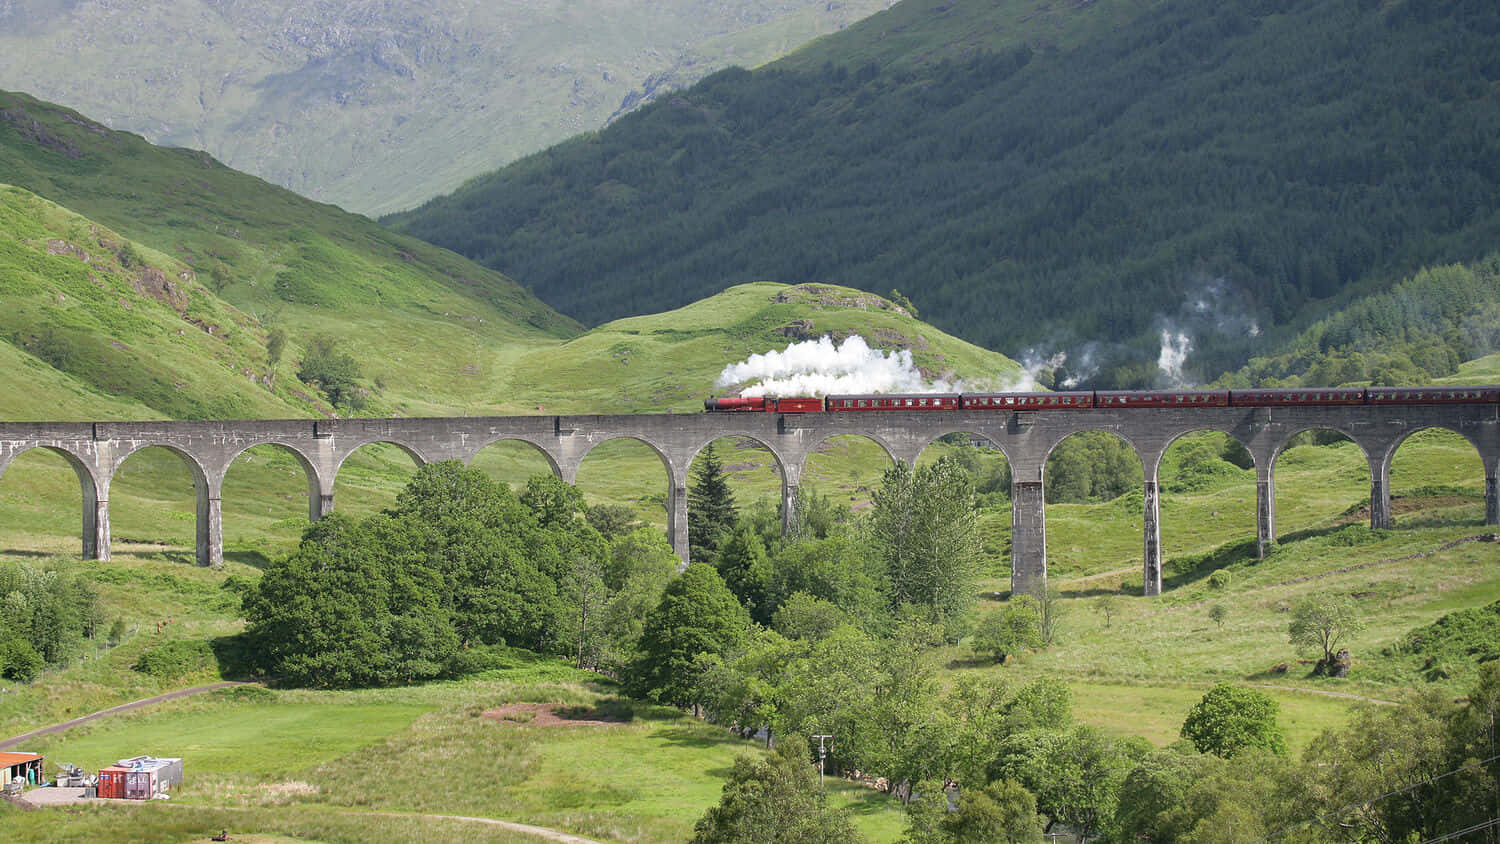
(97, 766, 127, 799)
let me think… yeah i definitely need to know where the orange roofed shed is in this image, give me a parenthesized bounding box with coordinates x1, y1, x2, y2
(0, 752, 43, 785)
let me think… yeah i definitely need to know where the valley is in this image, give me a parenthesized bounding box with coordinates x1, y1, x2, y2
(1, 0, 1499, 839)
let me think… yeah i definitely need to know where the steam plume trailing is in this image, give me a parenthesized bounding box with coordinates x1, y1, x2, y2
(716, 335, 958, 397)
(1158, 330, 1192, 386)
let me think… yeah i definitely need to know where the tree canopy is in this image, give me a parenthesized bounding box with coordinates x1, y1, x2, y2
(626, 562, 749, 708)
(1180, 683, 1286, 759)
(691, 743, 865, 844)
(689, 443, 738, 565)
(869, 456, 981, 631)
(244, 462, 618, 687)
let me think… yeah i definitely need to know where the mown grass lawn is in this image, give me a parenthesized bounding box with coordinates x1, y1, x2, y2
(10, 666, 910, 843)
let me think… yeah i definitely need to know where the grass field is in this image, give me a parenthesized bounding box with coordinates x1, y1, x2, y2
(0, 425, 1494, 841)
(10, 659, 911, 843)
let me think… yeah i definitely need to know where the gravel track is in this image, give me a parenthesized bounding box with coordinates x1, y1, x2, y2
(0, 681, 249, 750)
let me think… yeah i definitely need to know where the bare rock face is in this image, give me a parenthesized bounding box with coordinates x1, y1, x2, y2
(1329, 648, 1352, 678)
(134, 266, 189, 312)
(46, 239, 91, 262)
(776, 319, 817, 340)
(1314, 649, 1352, 678)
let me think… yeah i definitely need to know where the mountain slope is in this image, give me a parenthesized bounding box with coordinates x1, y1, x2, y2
(0, 0, 896, 214)
(0, 89, 582, 420)
(0, 87, 1020, 420)
(389, 0, 1500, 385)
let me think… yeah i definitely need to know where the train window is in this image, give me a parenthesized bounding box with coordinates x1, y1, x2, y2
(919, 398, 928, 407)
(858, 400, 867, 408)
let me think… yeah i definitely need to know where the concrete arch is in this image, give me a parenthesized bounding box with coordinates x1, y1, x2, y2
(3, 444, 102, 500)
(1042, 428, 1153, 594)
(1150, 426, 1257, 478)
(1270, 426, 1376, 534)
(804, 431, 902, 470)
(571, 434, 677, 485)
(1381, 425, 1489, 527)
(683, 433, 789, 483)
(467, 436, 565, 482)
(1039, 428, 1147, 491)
(1377, 424, 1486, 471)
(0, 445, 106, 560)
(111, 441, 211, 488)
(332, 439, 429, 480)
(1154, 430, 1260, 584)
(908, 427, 1015, 468)
(1269, 425, 1371, 470)
(571, 434, 684, 562)
(220, 442, 325, 541)
(111, 443, 217, 567)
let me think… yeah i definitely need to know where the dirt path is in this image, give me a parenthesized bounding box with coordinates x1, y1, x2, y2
(1247, 683, 1397, 706)
(0, 681, 249, 750)
(150, 803, 605, 844)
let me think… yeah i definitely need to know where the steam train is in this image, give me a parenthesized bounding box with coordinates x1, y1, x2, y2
(704, 386, 1500, 413)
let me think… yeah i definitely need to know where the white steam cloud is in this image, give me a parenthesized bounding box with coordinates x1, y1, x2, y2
(1158, 330, 1192, 386)
(716, 335, 958, 397)
(1009, 349, 1066, 392)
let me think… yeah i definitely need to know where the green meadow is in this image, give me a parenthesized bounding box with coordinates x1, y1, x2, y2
(0, 421, 1495, 841)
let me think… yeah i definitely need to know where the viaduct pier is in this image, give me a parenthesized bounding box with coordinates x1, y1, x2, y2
(2, 403, 1497, 596)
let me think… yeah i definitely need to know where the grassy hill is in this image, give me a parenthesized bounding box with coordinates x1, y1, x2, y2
(389, 0, 1500, 385)
(0, 89, 580, 420)
(0, 0, 898, 214)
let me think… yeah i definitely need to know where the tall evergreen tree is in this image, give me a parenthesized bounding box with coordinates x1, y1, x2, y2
(689, 442, 738, 565)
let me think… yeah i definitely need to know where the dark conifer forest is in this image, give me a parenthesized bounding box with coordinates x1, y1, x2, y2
(389, 0, 1500, 383)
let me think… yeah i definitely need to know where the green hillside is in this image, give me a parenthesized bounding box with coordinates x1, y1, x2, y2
(0, 0, 897, 214)
(0, 89, 578, 420)
(502, 282, 1025, 413)
(389, 0, 1500, 385)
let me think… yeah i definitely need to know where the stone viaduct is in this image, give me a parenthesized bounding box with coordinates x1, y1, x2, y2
(1, 403, 1497, 596)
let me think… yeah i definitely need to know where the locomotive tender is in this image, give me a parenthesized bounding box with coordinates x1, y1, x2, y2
(704, 386, 1500, 413)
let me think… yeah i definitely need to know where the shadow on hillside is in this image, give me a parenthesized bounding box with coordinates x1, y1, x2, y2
(1160, 537, 1260, 591)
(0, 548, 60, 559)
(208, 632, 262, 681)
(651, 725, 750, 751)
(1273, 521, 1380, 546)
(1244, 659, 1320, 681)
(1058, 586, 1129, 599)
(223, 549, 274, 569)
(946, 655, 998, 670)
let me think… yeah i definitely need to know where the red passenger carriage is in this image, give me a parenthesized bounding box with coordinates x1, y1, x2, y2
(826, 394, 961, 411)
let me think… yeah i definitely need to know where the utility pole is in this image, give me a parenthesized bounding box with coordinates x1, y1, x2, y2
(812, 734, 833, 787)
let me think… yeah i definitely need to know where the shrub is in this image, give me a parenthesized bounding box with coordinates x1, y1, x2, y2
(133, 639, 214, 680)
(1209, 570, 1232, 590)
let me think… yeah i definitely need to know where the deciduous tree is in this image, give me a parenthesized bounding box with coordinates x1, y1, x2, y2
(1288, 595, 1365, 672)
(627, 563, 749, 709)
(971, 596, 1044, 663)
(1180, 683, 1286, 758)
(691, 743, 865, 844)
(870, 456, 980, 630)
